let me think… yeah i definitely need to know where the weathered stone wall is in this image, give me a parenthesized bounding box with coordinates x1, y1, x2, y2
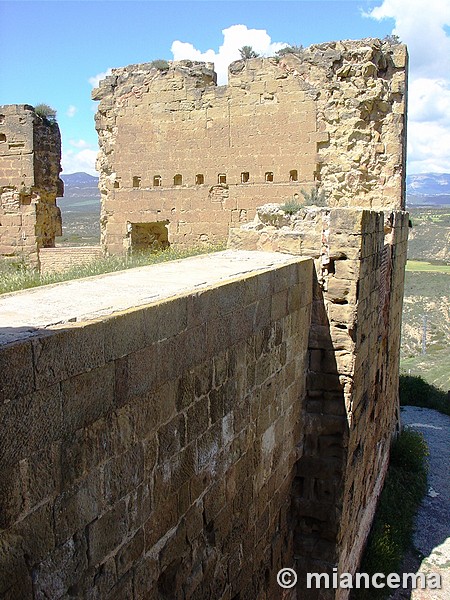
(93, 39, 407, 255)
(0, 104, 63, 265)
(39, 246, 103, 275)
(228, 205, 409, 598)
(0, 257, 312, 599)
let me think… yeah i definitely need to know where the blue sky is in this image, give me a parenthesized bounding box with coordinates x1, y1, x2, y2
(1, 0, 450, 175)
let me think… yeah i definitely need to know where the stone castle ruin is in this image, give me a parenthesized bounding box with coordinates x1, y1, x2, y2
(0, 38, 409, 600)
(0, 104, 63, 266)
(92, 38, 407, 255)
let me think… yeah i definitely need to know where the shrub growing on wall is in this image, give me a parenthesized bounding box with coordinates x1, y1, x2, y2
(34, 103, 57, 123)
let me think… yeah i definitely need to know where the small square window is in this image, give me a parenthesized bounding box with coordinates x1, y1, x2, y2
(289, 170, 298, 182)
(218, 173, 227, 184)
(241, 172, 250, 183)
(174, 174, 182, 186)
(265, 172, 274, 182)
(153, 175, 162, 187)
(195, 174, 204, 185)
(133, 176, 141, 188)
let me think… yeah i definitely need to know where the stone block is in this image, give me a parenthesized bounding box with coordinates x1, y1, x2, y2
(325, 277, 357, 304)
(10, 500, 55, 566)
(0, 464, 25, 529)
(0, 533, 33, 599)
(103, 310, 147, 361)
(23, 444, 61, 510)
(32, 532, 88, 599)
(104, 443, 145, 505)
(54, 470, 103, 545)
(115, 529, 144, 578)
(88, 499, 128, 567)
(0, 341, 35, 403)
(32, 323, 105, 389)
(61, 362, 115, 434)
(0, 384, 63, 468)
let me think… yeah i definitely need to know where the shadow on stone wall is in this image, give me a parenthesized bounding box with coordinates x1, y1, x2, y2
(292, 270, 348, 599)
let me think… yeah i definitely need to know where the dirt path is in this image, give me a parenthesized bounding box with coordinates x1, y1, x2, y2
(390, 406, 450, 600)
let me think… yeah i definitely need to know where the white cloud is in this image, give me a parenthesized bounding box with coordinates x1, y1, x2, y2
(66, 105, 77, 118)
(69, 139, 91, 149)
(367, 0, 450, 174)
(62, 148, 98, 176)
(171, 24, 287, 85)
(89, 68, 113, 88)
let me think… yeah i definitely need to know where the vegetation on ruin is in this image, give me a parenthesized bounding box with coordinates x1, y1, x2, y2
(400, 374, 450, 416)
(353, 429, 429, 600)
(150, 59, 170, 71)
(301, 186, 327, 206)
(383, 34, 402, 45)
(238, 46, 260, 59)
(275, 44, 304, 57)
(34, 103, 57, 123)
(280, 199, 304, 215)
(280, 187, 327, 214)
(0, 243, 226, 295)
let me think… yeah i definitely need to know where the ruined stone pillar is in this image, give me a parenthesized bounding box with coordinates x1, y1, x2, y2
(0, 104, 63, 267)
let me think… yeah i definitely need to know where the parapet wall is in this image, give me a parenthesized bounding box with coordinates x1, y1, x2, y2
(93, 38, 407, 255)
(0, 104, 63, 265)
(0, 253, 313, 599)
(229, 205, 409, 598)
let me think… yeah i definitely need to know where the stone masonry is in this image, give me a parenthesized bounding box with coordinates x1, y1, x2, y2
(0, 104, 63, 266)
(0, 251, 313, 599)
(92, 38, 407, 255)
(228, 204, 409, 598)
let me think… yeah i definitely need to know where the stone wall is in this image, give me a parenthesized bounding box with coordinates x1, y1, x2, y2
(0, 257, 313, 599)
(228, 204, 409, 599)
(93, 38, 407, 255)
(39, 246, 103, 275)
(0, 105, 63, 266)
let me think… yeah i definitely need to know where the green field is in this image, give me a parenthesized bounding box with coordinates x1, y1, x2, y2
(407, 207, 450, 264)
(400, 266, 450, 391)
(406, 260, 450, 273)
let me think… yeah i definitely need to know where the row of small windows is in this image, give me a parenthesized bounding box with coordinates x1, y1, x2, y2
(125, 170, 299, 189)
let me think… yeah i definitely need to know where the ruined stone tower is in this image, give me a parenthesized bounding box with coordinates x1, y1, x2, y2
(0, 104, 63, 266)
(93, 38, 407, 255)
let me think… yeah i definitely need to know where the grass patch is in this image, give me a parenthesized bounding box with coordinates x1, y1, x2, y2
(399, 374, 450, 416)
(406, 260, 450, 273)
(0, 244, 225, 295)
(353, 429, 428, 600)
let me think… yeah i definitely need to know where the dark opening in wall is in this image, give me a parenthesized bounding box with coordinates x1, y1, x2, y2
(290, 170, 298, 181)
(114, 178, 121, 189)
(241, 172, 250, 183)
(133, 176, 141, 188)
(174, 174, 182, 186)
(153, 175, 162, 187)
(129, 221, 169, 252)
(0, 134, 6, 143)
(195, 174, 204, 185)
(265, 172, 274, 182)
(218, 173, 227, 184)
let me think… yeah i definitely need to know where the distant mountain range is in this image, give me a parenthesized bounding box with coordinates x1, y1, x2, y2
(59, 172, 100, 212)
(406, 173, 450, 206)
(59, 171, 450, 207)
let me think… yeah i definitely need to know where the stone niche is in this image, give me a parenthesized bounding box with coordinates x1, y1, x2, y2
(93, 38, 408, 255)
(0, 104, 63, 267)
